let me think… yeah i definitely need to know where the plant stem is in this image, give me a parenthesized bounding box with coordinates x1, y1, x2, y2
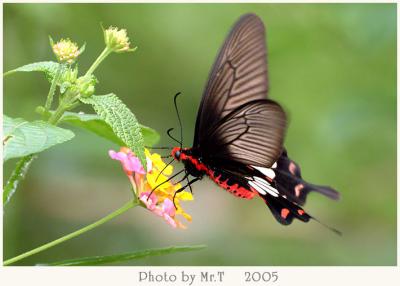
(3, 154, 36, 206)
(44, 63, 63, 113)
(3, 200, 139, 266)
(85, 47, 112, 76)
(3, 70, 16, 77)
(47, 104, 67, 125)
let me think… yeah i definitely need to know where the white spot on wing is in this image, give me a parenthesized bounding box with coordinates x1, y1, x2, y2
(248, 181, 266, 195)
(248, 177, 279, 197)
(254, 176, 271, 188)
(252, 166, 276, 179)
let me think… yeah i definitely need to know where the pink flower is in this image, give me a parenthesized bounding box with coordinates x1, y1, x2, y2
(161, 199, 177, 228)
(162, 198, 176, 217)
(139, 192, 157, 210)
(109, 147, 192, 229)
(139, 193, 177, 228)
(109, 147, 152, 176)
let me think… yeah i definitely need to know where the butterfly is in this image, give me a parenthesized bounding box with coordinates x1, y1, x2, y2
(156, 13, 340, 233)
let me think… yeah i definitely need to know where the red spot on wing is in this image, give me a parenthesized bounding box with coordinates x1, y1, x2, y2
(298, 209, 305, 215)
(295, 184, 304, 197)
(289, 162, 297, 175)
(281, 208, 290, 219)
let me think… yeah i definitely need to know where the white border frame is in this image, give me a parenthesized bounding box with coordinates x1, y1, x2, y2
(0, 1, 398, 285)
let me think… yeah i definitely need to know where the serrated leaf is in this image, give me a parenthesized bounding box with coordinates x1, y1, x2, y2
(80, 94, 146, 170)
(58, 111, 160, 146)
(3, 115, 75, 162)
(4, 61, 61, 81)
(42, 245, 206, 266)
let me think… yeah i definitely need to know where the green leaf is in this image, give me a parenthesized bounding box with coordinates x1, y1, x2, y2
(59, 111, 160, 146)
(36, 108, 160, 146)
(80, 94, 147, 170)
(4, 61, 61, 81)
(3, 154, 36, 206)
(43, 245, 207, 266)
(3, 115, 75, 162)
(62, 112, 124, 146)
(140, 124, 160, 147)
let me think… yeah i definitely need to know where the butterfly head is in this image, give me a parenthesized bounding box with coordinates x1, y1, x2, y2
(172, 147, 192, 162)
(172, 147, 183, 161)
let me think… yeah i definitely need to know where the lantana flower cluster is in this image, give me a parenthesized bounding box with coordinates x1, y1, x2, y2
(109, 147, 193, 229)
(104, 26, 135, 53)
(51, 38, 81, 64)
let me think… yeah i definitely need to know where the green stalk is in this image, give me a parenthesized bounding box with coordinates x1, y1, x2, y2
(85, 47, 112, 76)
(4, 200, 139, 266)
(3, 154, 36, 206)
(3, 70, 17, 77)
(44, 63, 64, 112)
(47, 104, 68, 125)
(47, 89, 81, 125)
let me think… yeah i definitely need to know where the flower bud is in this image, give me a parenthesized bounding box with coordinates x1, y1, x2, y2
(82, 85, 95, 97)
(77, 75, 97, 97)
(62, 67, 78, 83)
(51, 38, 82, 64)
(103, 26, 136, 53)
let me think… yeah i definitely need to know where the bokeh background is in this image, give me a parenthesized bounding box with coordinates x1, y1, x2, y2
(3, 4, 396, 266)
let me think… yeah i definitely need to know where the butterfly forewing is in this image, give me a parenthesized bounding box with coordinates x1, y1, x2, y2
(194, 14, 269, 147)
(202, 100, 286, 167)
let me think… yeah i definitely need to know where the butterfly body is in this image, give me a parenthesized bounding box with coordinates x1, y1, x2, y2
(172, 147, 257, 199)
(167, 14, 340, 230)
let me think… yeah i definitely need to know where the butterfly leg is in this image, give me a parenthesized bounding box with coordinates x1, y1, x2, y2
(185, 171, 194, 194)
(148, 169, 185, 199)
(173, 171, 190, 185)
(172, 178, 199, 209)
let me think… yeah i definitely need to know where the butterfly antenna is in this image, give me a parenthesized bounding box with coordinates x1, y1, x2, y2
(167, 128, 182, 146)
(155, 157, 175, 182)
(173, 92, 183, 149)
(145, 146, 173, 150)
(311, 216, 342, 236)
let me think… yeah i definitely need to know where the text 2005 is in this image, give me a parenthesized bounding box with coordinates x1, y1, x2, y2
(244, 271, 278, 283)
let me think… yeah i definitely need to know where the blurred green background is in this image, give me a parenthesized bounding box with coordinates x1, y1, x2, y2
(3, 4, 396, 266)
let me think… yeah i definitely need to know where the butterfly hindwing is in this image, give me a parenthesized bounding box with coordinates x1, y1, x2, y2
(219, 167, 312, 225)
(258, 191, 311, 225)
(273, 150, 340, 205)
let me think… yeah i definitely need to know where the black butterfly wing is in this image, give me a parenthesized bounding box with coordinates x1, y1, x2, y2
(194, 13, 269, 148)
(272, 149, 340, 205)
(211, 162, 312, 225)
(201, 99, 286, 168)
(186, 13, 339, 232)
